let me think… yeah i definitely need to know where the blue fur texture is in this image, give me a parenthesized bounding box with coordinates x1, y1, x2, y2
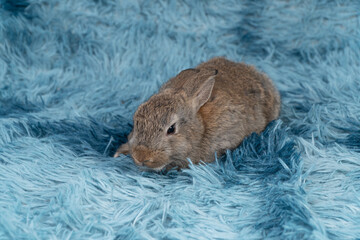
(1, 0, 359, 239)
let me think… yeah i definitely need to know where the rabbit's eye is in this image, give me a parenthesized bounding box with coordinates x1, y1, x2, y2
(167, 124, 176, 135)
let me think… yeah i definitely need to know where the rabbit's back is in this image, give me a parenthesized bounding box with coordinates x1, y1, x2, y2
(197, 57, 280, 160)
(199, 57, 280, 122)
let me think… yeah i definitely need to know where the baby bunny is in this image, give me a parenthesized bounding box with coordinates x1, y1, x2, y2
(114, 57, 280, 171)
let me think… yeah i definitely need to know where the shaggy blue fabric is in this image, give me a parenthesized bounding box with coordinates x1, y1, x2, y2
(1, 0, 359, 239)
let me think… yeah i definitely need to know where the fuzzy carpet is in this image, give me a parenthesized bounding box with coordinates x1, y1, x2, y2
(1, 0, 360, 239)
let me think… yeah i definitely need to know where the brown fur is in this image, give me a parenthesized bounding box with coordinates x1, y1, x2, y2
(114, 57, 281, 170)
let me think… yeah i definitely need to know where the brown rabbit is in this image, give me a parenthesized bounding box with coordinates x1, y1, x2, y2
(114, 57, 280, 171)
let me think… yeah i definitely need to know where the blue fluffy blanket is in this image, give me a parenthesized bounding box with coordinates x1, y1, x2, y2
(1, 0, 359, 239)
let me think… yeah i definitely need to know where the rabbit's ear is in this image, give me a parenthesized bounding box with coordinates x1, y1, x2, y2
(177, 68, 200, 78)
(114, 143, 130, 158)
(191, 75, 216, 112)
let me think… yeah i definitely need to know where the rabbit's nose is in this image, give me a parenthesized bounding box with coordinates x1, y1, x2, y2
(132, 145, 153, 165)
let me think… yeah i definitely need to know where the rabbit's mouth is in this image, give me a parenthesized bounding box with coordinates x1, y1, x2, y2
(132, 156, 169, 171)
(136, 163, 167, 172)
(151, 164, 167, 171)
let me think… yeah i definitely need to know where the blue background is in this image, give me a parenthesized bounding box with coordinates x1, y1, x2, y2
(0, 0, 359, 239)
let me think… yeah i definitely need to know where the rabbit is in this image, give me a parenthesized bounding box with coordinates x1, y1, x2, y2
(114, 57, 280, 171)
